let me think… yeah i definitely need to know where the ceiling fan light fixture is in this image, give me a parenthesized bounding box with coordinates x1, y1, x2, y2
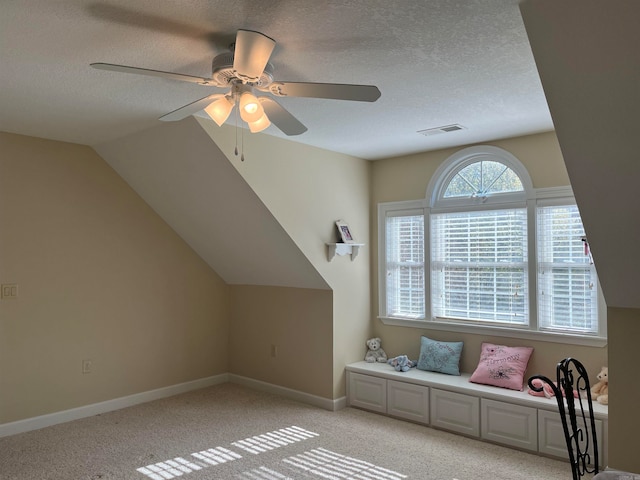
(248, 113, 271, 133)
(92, 29, 379, 136)
(239, 91, 264, 123)
(204, 95, 234, 126)
(233, 29, 276, 83)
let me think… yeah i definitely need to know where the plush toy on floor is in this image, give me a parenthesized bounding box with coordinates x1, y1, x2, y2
(591, 366, 609, 405)
(387, 355, 417, 372)
(364, 337, 388, 363)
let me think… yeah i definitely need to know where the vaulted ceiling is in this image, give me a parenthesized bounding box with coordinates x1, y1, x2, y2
(1, 0, 552, 160)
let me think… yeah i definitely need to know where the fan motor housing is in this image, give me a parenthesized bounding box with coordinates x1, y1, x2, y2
(211, 52, 274, 87)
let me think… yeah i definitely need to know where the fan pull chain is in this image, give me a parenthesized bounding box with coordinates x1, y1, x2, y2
(234, 103, 239, 156)
(241, 125, 245, 162)
(232, 102, 245, 161)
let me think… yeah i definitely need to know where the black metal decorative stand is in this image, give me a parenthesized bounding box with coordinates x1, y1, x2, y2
(528, 358, 599, 480)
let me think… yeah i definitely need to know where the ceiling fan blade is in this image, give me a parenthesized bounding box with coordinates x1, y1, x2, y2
(262, 82, 381, 102)
(233, 29, 276, 82)
(159, 94, 225, 122)
(91, 63, 217, 86)
(259, 97, 307, 136)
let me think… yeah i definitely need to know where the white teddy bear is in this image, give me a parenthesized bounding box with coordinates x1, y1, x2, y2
(364, 337, 388, 363)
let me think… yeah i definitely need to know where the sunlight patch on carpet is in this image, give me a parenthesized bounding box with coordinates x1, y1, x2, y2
(282, 447, 407, 480)
(136, 426, 318, 479)
(192, 446, 243, 465)
(236, 465, 295, 479)
(135, 426, 406, 480)
(232, 426, 319, 454)
(136, 457, 203, 479)
(137, 447, 243, 479)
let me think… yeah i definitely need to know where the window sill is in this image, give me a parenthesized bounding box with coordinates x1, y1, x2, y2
(378, 316, 607, 347)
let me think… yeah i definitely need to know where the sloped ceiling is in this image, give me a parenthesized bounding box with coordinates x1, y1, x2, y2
(95, 116, 329, 290)
(520, 0, 640, 309)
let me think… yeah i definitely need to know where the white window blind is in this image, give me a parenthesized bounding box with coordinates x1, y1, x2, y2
(385, 213, 425, 318)
(537, 205, 598, 333)
(431, 208, 528, 324)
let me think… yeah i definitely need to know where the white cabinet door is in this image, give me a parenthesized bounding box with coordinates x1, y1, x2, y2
(538, 409, 603, 464)
(387, 380, 429, 424)
(481, 399, 537, 451)
(348, 372, 387, 413)
(430, 388, 480, 437)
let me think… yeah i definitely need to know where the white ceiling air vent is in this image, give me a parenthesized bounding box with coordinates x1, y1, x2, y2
(417, 124, 466, 136)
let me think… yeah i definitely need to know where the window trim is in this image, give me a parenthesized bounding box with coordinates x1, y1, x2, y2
(379, 314, 607, 347)
(377, 147, 607, 347)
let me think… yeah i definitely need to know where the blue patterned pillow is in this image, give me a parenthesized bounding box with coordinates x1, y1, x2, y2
(417, 336, 463, 376)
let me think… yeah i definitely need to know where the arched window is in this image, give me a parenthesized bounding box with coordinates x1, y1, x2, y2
(378, 146, 604, 343)
(443, 160, 523, 198)
(429, 145, 532, 206)
(428, 147, 531, 326)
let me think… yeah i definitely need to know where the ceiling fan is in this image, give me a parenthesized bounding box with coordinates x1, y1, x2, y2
(91, 29, 381, 136)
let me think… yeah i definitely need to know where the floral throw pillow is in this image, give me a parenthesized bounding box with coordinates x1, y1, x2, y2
(416, 336, 463, 376)
(469, 343, 534, 391)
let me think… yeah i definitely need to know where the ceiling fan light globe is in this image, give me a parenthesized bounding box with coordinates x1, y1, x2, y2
(204, 96, 234, 126)
(248, 113, 271, 133)
(239, 92, 264, 123)
(233, 29, 276, 83)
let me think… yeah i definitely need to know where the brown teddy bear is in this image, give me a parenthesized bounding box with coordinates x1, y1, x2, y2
(590, 366, 608, 405)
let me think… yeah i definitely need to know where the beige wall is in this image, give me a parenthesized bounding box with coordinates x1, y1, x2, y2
(376, 326, 606, 382)
(0, 132, 231, 423)
(370, 132, 607, 380)
(198, 120, 372, 398)
(229, 285, 333, 398)
(1, 126, 616, 440)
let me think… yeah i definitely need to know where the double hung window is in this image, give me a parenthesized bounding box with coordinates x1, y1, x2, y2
(385, 210, 425, 319)
(431, 207, 528, 325)
(537, 203, 598, 333)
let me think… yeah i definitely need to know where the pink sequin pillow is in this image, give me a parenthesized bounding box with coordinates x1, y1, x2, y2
(469, 343, 534, 391)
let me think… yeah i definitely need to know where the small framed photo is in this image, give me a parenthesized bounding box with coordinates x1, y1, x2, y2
(336, 220, 356, 244)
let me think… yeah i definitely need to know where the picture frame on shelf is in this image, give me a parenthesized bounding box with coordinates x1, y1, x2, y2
(336, 220, 356, 244)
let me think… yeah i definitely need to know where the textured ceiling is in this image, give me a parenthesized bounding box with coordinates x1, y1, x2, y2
(0, 0, 553, 160)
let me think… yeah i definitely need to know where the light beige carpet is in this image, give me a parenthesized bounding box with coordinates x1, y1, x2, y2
(0, 383, 573, 479)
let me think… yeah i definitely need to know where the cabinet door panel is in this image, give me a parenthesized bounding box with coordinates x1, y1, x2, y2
(348, 372, 386, 413)
(387, 380, 429, 424)
(430, 388, 479, 437)
(538, 409, 603, 464)
(481, 399, 537, 451)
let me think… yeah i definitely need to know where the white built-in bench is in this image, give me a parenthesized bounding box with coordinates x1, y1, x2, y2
(346, 361, 608, 464)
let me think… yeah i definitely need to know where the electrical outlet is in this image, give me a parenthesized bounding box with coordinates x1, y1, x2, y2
(82, 359, 92, 374)
(1, 284, 18, 299)
(270, 344, 278, 358)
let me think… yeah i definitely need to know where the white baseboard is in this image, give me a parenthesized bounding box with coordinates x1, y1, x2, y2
(0, 373, 346, 438)
(228, 374, 347, 411)
(0, 373, 229, 438)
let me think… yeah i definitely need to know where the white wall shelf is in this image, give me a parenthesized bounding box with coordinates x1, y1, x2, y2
(326, 243, 364, 261)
